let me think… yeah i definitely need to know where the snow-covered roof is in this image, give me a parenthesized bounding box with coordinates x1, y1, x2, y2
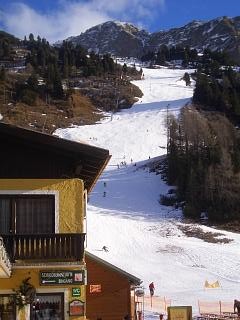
(86, 251, 141, 285)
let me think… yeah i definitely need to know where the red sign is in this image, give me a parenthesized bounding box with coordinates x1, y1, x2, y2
(90, 284, 101, 293)
(69, 300, 84, 316)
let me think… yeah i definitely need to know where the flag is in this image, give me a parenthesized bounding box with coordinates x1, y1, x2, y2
(204, 280, 220, 288)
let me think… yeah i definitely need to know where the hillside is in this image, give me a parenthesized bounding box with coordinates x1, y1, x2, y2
(0, 30, 20, 45)
(65, 16, 240, 63)
(55, 67, 240, 318)
(0, 35, 143, 132)
(0, 74, 142, 133)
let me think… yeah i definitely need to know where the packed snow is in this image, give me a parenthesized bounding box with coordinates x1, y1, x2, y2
(55, 67, 240, 318)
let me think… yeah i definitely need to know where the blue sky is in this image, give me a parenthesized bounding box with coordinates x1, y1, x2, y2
(0, 0, 239, 42)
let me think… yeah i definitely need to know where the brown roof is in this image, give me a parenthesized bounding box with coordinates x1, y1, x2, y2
(0, 122, 111, 192)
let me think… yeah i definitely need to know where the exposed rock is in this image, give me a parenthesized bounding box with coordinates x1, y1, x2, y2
(63, 16, 240, 63)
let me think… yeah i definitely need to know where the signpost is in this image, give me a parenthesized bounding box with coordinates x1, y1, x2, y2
(40, 270, 84, 285)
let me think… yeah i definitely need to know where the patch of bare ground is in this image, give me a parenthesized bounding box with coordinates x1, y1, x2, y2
(73, 79, 143, 112)
(0, 75, 143, 133)
(214, 221, 240, 233)
(177, 224, 233, 244)
(0, 91, 103, 134)
(156, 244, 184, 254)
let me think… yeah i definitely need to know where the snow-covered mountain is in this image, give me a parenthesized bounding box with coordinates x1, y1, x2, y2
(149, 16, 240, 61)
(64, 16, 240, 63)
(55, 67, 240, 318)
(66, 21, 149, 57)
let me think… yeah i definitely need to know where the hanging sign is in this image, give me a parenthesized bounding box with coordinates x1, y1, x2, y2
(69, 300, 84, 316)
(40, 270, 84, 285)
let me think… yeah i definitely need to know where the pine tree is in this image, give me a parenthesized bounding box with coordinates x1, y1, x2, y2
(29, 33, 34, 42)
(52, 66, 64, 98)
(37, 47, 46, 68)
(27, 73, 38, 92)
(2, 39, 10, 57)
(0, 67, 6, 81)
(122, 63, 128, 75)
(232, 90, 240, 115)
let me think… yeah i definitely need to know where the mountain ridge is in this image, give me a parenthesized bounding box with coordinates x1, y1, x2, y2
(64, 16, 240, 63)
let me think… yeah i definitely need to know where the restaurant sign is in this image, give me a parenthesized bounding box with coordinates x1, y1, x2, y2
(40, 270, 84, 285)
(69, 300, 84, 316)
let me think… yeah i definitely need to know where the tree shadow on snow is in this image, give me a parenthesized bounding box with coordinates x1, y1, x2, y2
(88, 156, 182, 222)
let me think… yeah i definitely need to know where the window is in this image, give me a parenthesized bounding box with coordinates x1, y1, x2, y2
(83, 191, 87, 234)
(0, 295, 16, 320)
(31, 293, 64, 320)
(0, 195, 55, 234)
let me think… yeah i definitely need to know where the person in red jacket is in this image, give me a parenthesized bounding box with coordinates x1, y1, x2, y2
(149, 282, 155, 296)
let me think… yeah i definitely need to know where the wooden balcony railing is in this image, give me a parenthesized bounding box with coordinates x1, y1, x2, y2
(2, 233, 85, 262)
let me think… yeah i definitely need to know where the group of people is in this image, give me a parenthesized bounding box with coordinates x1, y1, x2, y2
(117, 161, 127, 168)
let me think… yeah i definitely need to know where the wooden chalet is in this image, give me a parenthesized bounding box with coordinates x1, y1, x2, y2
(85, 251, 141, 320)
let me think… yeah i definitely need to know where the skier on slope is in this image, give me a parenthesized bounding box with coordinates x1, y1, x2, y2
(149, 282, 155, 296)
(102, 246, 109, 252)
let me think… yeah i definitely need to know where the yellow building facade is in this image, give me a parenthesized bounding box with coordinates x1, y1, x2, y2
(0, 179, 87, 320)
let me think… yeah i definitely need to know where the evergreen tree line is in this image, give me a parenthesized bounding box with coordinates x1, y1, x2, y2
(165, 49, 240, 223)
(141, 45, 234, 67)
(0, 38, 11, 59)
(166, 107, 240, 222)
(0, 31, 20, 60)
(23, 35, 120, 100)
(193, 64, 240, 123)
(24, 35, 139, 80)
(24, 35, 123, 78)
(1, 33, 140, 105)
(58, 41, 119, 78)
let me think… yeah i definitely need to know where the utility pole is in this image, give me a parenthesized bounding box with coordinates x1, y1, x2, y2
(3, 86, 6, 105)
(42, 115, 47, 133)
(166, 103, 170, 154)
(116, 92, 119, 111)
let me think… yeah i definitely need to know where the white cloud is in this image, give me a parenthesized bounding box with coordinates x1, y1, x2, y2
(1, 0, 165, 42)
(90, 0, 165, 23)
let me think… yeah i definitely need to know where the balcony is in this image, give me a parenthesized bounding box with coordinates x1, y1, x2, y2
(2, 233, 85, 263)
(0, 237, 12, 278)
